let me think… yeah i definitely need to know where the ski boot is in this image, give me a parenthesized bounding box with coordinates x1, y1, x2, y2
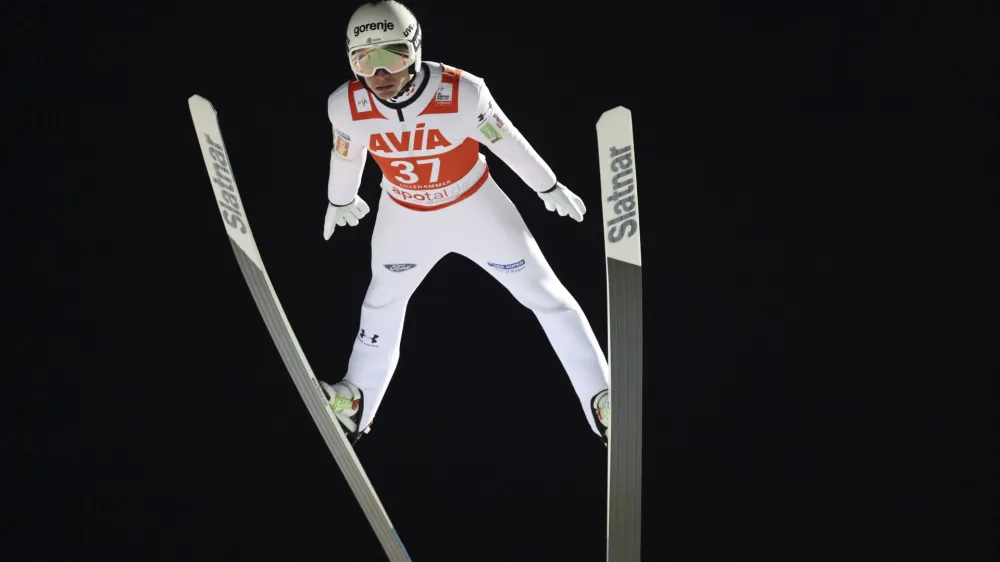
(591, 388, 610, 447)
(320, 379, 371, 445)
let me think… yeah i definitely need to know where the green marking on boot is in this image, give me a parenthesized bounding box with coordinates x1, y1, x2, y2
(332, 395, 354, 413)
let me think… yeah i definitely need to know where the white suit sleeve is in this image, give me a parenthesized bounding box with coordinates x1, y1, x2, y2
(326, 93, 368, 206)
(466, 82, 557, 193)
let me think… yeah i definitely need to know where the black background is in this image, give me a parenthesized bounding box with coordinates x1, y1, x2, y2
(6, 1, 995, 561)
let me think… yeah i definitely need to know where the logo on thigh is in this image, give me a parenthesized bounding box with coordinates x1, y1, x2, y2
(358, 329, 380, 347)
(384, 263, 417, 272)
(487, 259, 526, 274)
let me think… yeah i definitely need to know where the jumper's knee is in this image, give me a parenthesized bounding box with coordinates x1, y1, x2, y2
(508, 279, 577, 314)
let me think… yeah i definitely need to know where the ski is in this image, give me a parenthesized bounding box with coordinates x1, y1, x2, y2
(187, 94, 412, 562)
(597, 106, 644, 562)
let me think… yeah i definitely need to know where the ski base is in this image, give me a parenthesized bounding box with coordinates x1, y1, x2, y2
(598, 106, 644, 562)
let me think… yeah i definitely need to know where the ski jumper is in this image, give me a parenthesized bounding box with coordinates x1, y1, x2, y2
(326, 61, 610, 435)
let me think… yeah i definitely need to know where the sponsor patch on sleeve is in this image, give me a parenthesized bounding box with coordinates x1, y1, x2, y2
(334, 131, 351, 158)
(479, 122, 502, 143)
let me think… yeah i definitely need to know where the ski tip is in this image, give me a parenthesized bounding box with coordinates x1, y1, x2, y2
(187, 94, 215, 112)
(598, 106, 631, 125)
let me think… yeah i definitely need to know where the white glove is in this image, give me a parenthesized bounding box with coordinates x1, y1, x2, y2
(323, 196, 370, 240)
(538, 182, 586, 222)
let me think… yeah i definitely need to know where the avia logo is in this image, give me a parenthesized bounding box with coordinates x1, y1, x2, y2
(605, 145, 637, 243)
(358, 329, 380, 346)
(204, 134, 247, 234)
(354, 20, 394, 36)
(384, 263, 416, 272)
(369, 123, 452, 152)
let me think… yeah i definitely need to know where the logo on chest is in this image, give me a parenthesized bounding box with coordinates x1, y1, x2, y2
(369, 123, 452, 153)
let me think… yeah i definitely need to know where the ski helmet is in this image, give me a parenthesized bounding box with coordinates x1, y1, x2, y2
(346, 1, 422, 78)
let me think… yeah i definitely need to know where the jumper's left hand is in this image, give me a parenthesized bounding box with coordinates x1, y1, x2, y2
(538, 182, 586, 222)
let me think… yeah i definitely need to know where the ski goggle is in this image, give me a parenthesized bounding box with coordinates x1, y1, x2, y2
(349, 43, 415, 77)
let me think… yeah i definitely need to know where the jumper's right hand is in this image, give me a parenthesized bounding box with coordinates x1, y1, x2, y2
(323, 196, 370, 240)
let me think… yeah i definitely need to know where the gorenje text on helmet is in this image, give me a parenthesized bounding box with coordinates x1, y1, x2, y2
(354, 20, 395, 36)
